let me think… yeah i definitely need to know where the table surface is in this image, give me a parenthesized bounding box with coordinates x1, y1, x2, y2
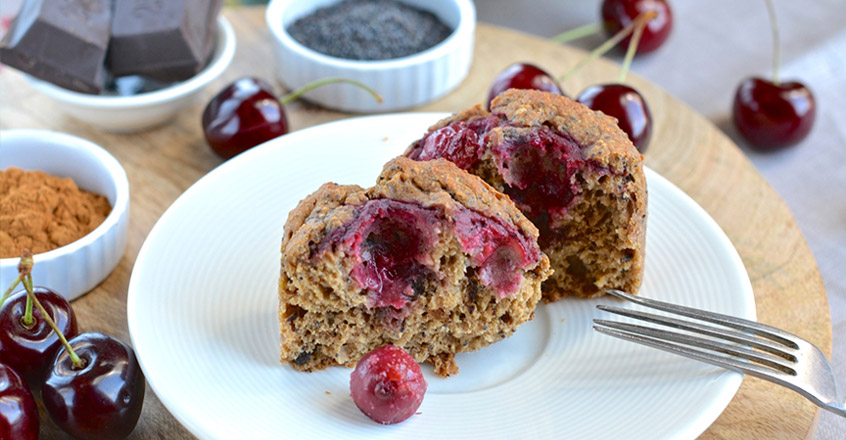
(0, 6, 834, 439)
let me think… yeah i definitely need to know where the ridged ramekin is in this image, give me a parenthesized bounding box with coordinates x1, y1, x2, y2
(266, 0, 476, 113)
(24, 17, 235, 133)
(0, 130, 129, 301)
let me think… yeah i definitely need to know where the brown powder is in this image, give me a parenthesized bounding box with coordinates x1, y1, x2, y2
(0, 167, 112, 258)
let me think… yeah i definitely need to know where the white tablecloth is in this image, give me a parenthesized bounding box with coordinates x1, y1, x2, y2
(475, 0, 845, 437)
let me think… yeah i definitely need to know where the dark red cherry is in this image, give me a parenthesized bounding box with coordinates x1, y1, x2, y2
(577, 83, 651, 152)
(0, 363, 39, 440)
(732, 77, 815, 150)
(602, 0, 672, 54)
(350, 345, 427, 424)
(488, 63, 565, 110)
(202, 77, 289, 160)
(0, 287, 78, 386)
(42, 332, 145, 440)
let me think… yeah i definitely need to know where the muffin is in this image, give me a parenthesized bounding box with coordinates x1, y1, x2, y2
(405, 89, 647, 301)
(279, 157, 551, 376)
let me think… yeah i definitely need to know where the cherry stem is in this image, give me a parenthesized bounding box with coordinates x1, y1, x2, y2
(280, 77, 383, 106)
(559, 11, 658, 82)
(23, 273, 83, 368)
(618, 12, 649, 83)
(4, 250, 34, 320)
(0, 275, 22, 309)
(22, 290, 34, 326)
(764, 0, 780, 85)
(551, 22, 602, 44)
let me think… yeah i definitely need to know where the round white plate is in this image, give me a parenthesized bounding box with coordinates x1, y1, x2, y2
(128, 113, 755, 440)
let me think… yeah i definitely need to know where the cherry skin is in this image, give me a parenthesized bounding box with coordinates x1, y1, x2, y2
(42, 332, 145, 440)
(0, 363, 39, 440)
(488, 63, 565, 110)
(732, 77, 815, 150)
(601, 0, 673, 54)
(202, 77, 289, 160)
(350, 345, 427, 424)
(577, 83, 652, 152)
(0, 287, 78, 386)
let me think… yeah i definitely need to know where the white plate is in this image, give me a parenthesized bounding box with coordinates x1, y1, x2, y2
(128, 113, 755, 440)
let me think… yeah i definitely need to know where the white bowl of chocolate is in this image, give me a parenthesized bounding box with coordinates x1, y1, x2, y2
(0, 130, 130, 301)
(266, 0, 476, 113)
(0, 0, 235, 133)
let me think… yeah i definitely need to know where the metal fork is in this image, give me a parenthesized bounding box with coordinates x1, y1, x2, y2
(593, 289, 846, 418)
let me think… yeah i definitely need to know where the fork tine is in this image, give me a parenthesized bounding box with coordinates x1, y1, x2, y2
(594, 319, 797, 374)
(597, 305, 796, 360)
(593, 324, 795, 380)
(604, 289, 798, 348)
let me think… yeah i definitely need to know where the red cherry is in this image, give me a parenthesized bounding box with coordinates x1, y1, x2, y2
(601, 0, 672, 54)
(0, 363, 39, 440)
(350, 345, 427, 424)
(577, 83, 651, 152)
(202, 77, 289, 160)
(732, 77, 815, 150)
(488, 63, 565, 110)
(0, 287, 78, 386)
(42, 332, 145, 440)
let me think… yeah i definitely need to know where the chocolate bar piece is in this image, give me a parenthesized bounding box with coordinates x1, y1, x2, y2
(0, 0, 112, 94)
(107, 0, 224, 82)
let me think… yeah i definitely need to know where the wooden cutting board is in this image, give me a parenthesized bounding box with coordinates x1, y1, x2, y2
(0, 6, 829, 439)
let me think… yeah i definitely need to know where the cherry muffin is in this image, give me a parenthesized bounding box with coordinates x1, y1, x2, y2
(406, 89, 647, 301)
(279, 157, 551, 376)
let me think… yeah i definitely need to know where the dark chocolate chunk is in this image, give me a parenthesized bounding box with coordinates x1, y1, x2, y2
(0, 0, 112, 94)
(107, 0, 223, 82)
(293, 351, 313, 366)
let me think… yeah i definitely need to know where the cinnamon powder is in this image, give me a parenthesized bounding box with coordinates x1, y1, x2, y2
(0, 167, 111, 258)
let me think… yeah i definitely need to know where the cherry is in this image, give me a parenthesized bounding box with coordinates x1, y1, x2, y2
(0, 287, 78, 386)
(202, 77, 288, 160)
(0, 363, 39, 440)
(42, 332, 145, 440)
(202, 77, 382, 160)
(487, 63, 564, 110)
(601, 0, 672, 54)
(733, 78, 814, 150)
(350, 345, 427, 424)
(731, 1, 814, 150)
(561, 10, 656, 152)
(577, 83, 651, 151)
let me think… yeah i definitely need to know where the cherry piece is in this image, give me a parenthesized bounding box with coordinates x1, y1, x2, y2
(0, 363, 39, 440)
(0, 287, 78, 386)
(487, 63, 565, 110)
(406, 111, 601, 246)
(408, 116, 499, 169)
(350, 345, 427, 424)
(42, 332, 145, 440)
(601, 0, 672, 54)
(202, 77, 289, 160)
(732, 79, 815, 151)
(347, 200, 438, 309)
(577, 83, 651, 152)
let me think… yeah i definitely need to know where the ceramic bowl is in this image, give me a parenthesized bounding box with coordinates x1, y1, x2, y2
(266, 0, 475, 113)
(0, 130, 130, 301)
(25, 16, 236, 133)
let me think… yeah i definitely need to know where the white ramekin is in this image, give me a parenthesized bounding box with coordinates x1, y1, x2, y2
(0, 130, 130, 301)
(266, 0, 475, 113)
(24, 16, 236, 133)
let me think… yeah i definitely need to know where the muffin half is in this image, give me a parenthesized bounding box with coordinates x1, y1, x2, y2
(279, 157, 551, 376)
(406, 89, 647, 300)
